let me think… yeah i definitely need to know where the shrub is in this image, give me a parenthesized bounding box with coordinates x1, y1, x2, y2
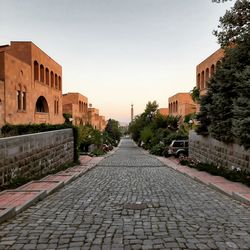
(149, 143, 165, 156)
(180, 157, 250, 187)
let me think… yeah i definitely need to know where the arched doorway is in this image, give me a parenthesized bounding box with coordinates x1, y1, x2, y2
(35, 96, 49, 113)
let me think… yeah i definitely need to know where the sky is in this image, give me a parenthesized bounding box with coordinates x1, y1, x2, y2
(0, 0, 235, 124)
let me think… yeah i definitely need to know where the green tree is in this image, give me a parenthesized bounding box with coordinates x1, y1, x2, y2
(213, 0, 250, 47)
(190, 86, 200, 103)
(105, 119, 121, 143)
(197, 0, 250, 148)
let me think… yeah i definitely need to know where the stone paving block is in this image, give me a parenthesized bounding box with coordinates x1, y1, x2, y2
(0, 190, 46, 213)
(233, 192, 250, 205)
(0, 139, 249, 249)
(18, 180, 64, 195)
(42, 174, 75, 185)
(0, 207, 15, 224)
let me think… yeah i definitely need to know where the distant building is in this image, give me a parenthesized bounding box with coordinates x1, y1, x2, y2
(99, 116, 107, 132)
(158, 108, 169, 116)
(168, 93, 196, 118)
(87, 107, 106, 131)
(196, 48, 224, 96)
(62, 92, 88, 126)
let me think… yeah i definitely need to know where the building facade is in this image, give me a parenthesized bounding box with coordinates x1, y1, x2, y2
(196, 48, 224, 96)
(168, 93, 196, 118)
(158, 108, 169, 116)
(0, 41, 64, 127)
(62, 92, 88, 126)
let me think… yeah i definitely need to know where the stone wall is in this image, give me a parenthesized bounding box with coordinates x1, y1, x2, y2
(189, 131, 250, 172)
(0, 129, 74, 187)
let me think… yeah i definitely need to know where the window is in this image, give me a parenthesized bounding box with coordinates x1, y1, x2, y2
(34, 61, 39, 81)
(211, 64, 215, 76)
(55, 74, 58, 89)
(205, 68, 209, 88)
(50, 71, 54, 88)
(46, 68, 49, 85)
(17, 90, 22, 110)
(197, 73, 200, 89)
(40, 65, 44, 82)
(58, 76, 61, 90)
(201, 71, 205, 90)
(173, 141, 184, 147)
(54, 99, 59, 115)
(22, 91, 26, 111)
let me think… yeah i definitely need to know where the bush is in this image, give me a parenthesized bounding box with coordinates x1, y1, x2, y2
(149, 143, 165, 156)
(91, 148, 105, 156)
(180, 157, 250, 187)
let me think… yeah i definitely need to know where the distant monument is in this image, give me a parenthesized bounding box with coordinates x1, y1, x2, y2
(131, 104, 134, 122)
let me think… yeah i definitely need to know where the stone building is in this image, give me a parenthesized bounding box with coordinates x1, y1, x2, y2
(0, 41, 64, 127)
(168, 93, 196, 118)
(99, 116, 107, 132)
(62, 92, 88, 126)
(158, 108, 169, 116)
(196, 48, 224, 96)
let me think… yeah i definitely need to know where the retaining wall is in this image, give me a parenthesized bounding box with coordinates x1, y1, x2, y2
(0, 129, 74, 187)
(189, 131, 250, 171)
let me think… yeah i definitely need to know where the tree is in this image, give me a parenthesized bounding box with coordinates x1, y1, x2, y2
(213, 0, 250, 47)
(190, 86, 200, 103)
(105, 119, 121, 142)
(212, 0, 232, 3)
(197, 0, 250, 149)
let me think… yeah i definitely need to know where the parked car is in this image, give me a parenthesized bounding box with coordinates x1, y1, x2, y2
(163, 140, 188, 158)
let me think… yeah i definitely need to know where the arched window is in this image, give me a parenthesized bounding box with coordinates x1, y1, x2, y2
(58, 76, 62, 90)
(22, 88, 26, 111)
(197, 73, 200, 89)
(205, 68, 209, 88)
(201, 71, 205, 90)
(55, 74, 58, 89)
(211, 64, 215, 76)
(35, 96, 49, 113)
(40, 65, 44, 82)
(79, 101, 81, 112)
(45, 68, 49, 85)
(17, 90, 22, 111)
(176, 101, 178, 113)
(216, 61, 221, 69)
(34, 61, 39, 81)
(173, 102, 175, 113)
(50, 71, 54, 88)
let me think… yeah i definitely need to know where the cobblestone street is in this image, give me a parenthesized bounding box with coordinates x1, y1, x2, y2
(0, 139, 249, 250)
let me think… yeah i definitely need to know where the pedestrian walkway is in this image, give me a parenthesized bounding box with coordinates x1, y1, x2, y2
(0, 139, 249, 249)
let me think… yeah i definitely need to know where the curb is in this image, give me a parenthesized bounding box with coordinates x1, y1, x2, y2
(156, 156, 250, 206)
(0, 158, 100, 225)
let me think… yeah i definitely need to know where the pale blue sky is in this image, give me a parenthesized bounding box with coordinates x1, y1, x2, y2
(0, 0, 235, 123)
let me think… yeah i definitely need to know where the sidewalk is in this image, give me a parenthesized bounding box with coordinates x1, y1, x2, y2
(0, 155, 104, 224)
(157, 156, 250, 206)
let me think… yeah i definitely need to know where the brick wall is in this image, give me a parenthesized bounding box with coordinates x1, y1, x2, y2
(189, 131, 250, 172)
(0, 129, 74, 187)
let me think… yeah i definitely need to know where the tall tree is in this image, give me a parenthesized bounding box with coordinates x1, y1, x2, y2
(213, 0, 250, 47)
(197, 0, 250, 149)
